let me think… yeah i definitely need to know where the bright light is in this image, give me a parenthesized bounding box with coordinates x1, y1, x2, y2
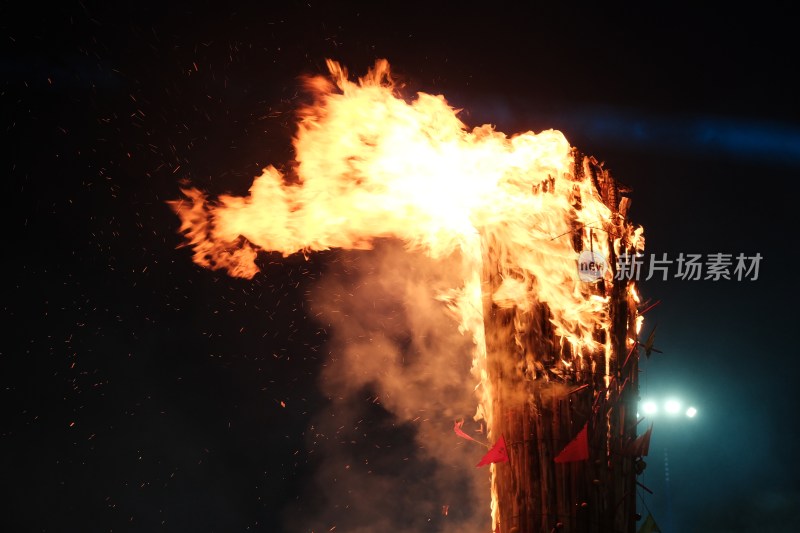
(665, 399, 681, 415)
(640, 397, 698, 418)
(642, 401, 658, 415)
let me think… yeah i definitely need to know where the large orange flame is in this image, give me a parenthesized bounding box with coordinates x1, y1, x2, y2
(170, 59, 643, 529)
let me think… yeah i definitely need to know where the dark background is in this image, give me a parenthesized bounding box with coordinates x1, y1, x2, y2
(3, 2, 798, 532)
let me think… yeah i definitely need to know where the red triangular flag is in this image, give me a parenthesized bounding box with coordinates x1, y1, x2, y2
(476, 435, 508, 467)
(624, 423, 653, 457)
(454, 419, 480, 443)
(554, 423, 589, 463)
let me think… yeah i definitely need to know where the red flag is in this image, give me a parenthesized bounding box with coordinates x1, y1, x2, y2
(554, 423, 589, 463)
(453, 419, 480, 444)
(624, 423, 653, 457)
(476, 435, 508, 467)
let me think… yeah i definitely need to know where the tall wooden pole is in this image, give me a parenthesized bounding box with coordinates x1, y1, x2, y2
(481, 152, 641, 533)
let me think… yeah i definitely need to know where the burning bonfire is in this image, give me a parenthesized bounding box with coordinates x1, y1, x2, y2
(171, 60, 649, 533)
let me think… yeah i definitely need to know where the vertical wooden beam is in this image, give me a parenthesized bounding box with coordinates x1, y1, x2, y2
(481, 152, 641, 533)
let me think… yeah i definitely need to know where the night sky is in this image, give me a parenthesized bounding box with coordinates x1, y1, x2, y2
(4, 3, 799, 532)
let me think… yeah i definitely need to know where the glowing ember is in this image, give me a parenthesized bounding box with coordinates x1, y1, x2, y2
(170, 59, 643, 530)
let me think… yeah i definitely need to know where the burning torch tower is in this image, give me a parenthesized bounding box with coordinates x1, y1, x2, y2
(169, 60, 647, 533)
(480, 153, 643, 533)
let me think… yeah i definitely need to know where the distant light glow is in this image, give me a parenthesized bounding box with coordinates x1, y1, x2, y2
(642, 401, 658, 415)
(640, 397, 699, 418)
(665, 399, 681, 415)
